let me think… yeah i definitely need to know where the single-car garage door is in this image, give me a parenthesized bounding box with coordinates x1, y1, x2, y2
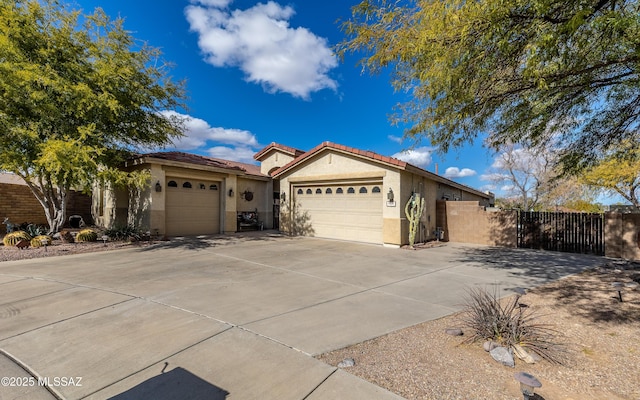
(293, 183, 383, 244)
(166, 178, 221, 236)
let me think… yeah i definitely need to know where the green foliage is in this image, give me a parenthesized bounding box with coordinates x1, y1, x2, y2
(76, 228, 98, 242)
(581, 143, 640, 210)
(103, 224, 142, 241)
(340, 0, 640, 171)
(404, 192, 424, 247)
(0, 0, 186, 232)
(3, 231, 32, 246)
(461, 287, 566, 364)
(30, 235, 52, 247)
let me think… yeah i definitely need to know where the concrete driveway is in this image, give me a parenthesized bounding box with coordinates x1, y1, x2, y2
(0, 233, 603, 399)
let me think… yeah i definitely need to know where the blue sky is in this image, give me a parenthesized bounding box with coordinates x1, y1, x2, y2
(70, 0, 526, 196)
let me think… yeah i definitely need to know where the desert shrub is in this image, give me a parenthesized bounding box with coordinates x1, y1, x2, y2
(3, 231, 33, 246)
(76, 229, 98, 242)
(460, 287, 566, 364)
(31, 235, 53, 247)
(103, 224, 142, 241)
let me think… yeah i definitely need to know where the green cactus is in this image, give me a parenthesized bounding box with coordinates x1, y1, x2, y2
(31, 235, 53, 247)
(76, 229, 98, 242)
(404, 192, 425, 248)
(3, 231, 33, 247)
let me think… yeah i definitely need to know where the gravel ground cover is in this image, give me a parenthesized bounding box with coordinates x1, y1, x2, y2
(318, 260, 640, 400)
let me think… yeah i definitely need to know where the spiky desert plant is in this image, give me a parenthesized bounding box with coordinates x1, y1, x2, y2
(76, 229, 98, 242)
(404, 192, 424, 247)
(460, 287, 566, 364)
(3, 231, 33, 246)
(30, 235, 53, 247)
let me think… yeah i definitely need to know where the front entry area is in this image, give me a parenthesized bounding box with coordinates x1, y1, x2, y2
(293, 182, 383, 244)
(165, 178, 221, 236)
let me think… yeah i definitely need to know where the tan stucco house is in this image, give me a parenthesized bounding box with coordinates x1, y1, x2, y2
(95, 142, 493, 246)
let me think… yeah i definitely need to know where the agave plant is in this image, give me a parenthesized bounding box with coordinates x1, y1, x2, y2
(3, 231, 33, 247)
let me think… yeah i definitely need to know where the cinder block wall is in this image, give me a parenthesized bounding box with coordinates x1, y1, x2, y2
(0, 183, 92, 229)
(436, 200, 517, 247)
(605, 213, 640, 260)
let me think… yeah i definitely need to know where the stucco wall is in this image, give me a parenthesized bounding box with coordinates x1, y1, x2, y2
(605, 213, 640, 261)
(436, 200, 517, 247)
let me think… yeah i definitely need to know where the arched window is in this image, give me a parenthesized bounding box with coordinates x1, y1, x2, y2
(347, 187, 355, 194)
(306, 188, 312, 194)
(316, 188, 322, 194)
(297, 188, 303, 195)
(372, 186, 381, 193)
(359, 187, 367, 194)
(336, 188, 343, 194)
(209, 184, 218, 190)
(199, 183, 206, 190)
(167, 180, 178, 188)
(183, 182, 192, 188)
(326, 188, 333, 194)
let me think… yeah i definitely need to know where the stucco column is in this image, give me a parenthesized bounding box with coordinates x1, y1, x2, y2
(224, 175, 238, 233)
(149, 165, 166, 236)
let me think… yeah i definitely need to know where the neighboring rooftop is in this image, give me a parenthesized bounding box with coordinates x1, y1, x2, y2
(135, 152, 267, 177)
(253, 142, 306, 161)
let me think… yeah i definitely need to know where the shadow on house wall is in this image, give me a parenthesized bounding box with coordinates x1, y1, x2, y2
(279, 197, 315, 237)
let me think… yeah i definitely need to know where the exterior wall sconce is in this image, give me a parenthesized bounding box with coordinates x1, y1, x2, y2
(387, 188, 394, 202)
(228, 188, 234, 197)
(280, 192, 286, 202)
(155, 181, 162, 192)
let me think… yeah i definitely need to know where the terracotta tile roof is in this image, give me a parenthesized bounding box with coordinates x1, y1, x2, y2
(138, 152, 267, 177)
(270, 142, 491, 199)
(253, 142, 305, 161)
(207, 157, 266, 177)
(271, 141, 409, 177)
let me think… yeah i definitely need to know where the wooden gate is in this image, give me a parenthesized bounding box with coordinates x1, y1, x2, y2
(517, 211, 605, 255)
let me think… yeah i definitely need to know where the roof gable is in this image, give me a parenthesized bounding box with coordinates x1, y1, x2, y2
(271, 142, 408, 177)
(254, 142, 305, 161)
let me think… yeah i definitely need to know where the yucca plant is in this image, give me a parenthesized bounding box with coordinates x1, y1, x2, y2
(460, 287, 566, 364)
(30, 235, 53, 247)
(76, 229, 98, 242)
(3, 231, 33, 246)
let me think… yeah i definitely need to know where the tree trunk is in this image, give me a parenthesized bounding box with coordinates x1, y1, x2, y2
(21, 175, 69, 234)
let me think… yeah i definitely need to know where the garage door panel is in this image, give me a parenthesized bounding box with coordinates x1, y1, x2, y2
(294, 183, 382, 244)
(166, 178, 220, 236)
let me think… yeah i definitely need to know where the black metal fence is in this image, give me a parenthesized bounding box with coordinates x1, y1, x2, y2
(517, 211, 605, 255)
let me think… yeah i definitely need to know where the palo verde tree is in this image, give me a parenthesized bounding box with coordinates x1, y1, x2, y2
(0, 0, 185, 233)
(339, 0, 640, 172)
(581, 142, 640, 210)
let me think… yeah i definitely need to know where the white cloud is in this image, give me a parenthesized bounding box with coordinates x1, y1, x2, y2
(207, 146, 257, 164)
(443, 167, 477, 179)
(388, 135, 403, 144)
(185, 1, 338, 99)
(161, 111, 258, 150)
(391, 147, 433, 168)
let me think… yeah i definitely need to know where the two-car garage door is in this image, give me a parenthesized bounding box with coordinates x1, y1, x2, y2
(165, 178, 221, 236)
(293, 183, 383, 244)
